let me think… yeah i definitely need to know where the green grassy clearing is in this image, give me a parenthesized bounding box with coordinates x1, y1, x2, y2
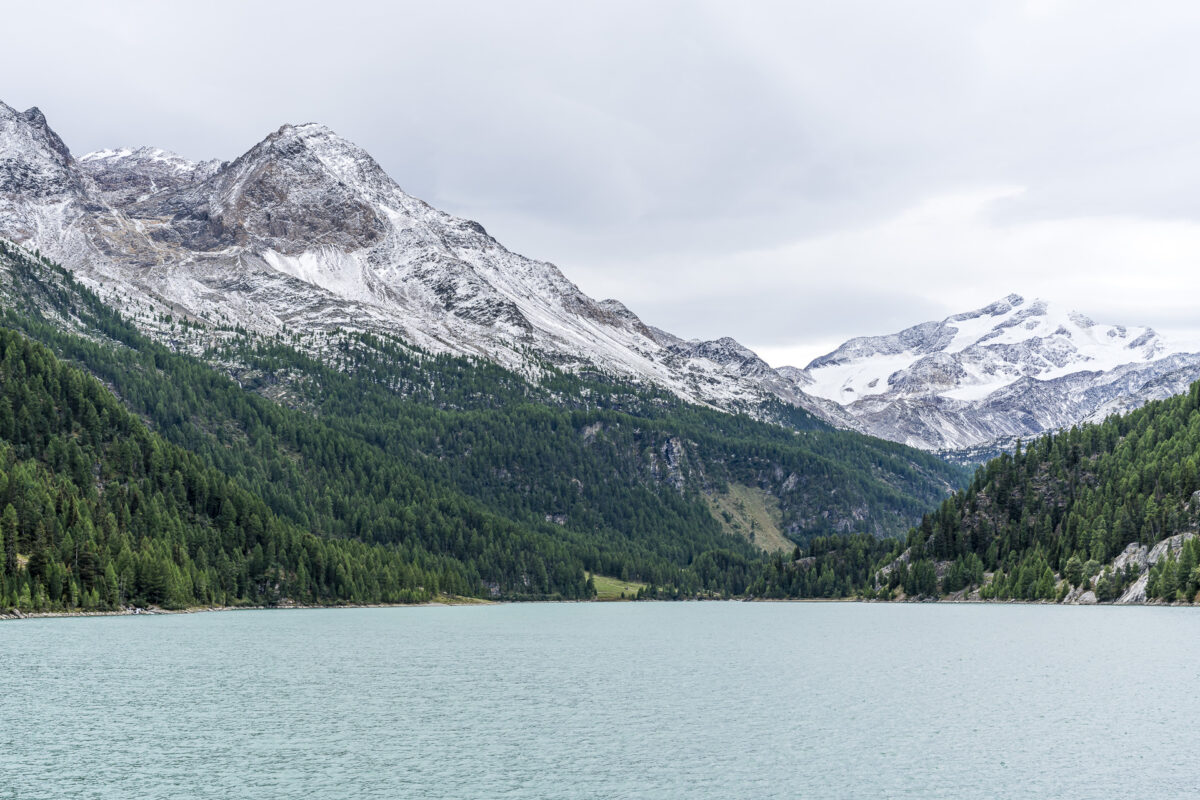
(589, 574, 648, 600)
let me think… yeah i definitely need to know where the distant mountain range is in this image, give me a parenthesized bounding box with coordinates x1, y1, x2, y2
(3, 100, 1198, 454)
(796, 294, 1200, 450)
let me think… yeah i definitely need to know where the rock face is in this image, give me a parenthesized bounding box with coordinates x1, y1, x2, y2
(1112, 533, 1197, 604)
(787, 294, 1200, 450)
(79, 147, 223, 207)
(0, 106, 84, 202)
(2, 99, 1198, 451)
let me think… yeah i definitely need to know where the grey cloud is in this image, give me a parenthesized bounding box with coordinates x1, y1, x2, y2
(628, 287, 946, 352)
(3, 0, 1199, 357)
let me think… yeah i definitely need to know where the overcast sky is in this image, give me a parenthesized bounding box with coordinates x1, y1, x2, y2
(4, 0, 1200, 366)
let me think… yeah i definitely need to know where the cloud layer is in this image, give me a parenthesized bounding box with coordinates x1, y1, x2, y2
(3, 0, 1198, 364)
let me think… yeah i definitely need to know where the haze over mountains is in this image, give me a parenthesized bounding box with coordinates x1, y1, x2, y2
(3, 99, 1198, 454)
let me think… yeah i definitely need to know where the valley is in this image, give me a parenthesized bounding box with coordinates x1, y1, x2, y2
(1, 98, 1198, 611)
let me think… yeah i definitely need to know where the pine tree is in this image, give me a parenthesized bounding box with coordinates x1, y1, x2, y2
(1064, 555, 1083, 588)
(1, 504, 16, 577)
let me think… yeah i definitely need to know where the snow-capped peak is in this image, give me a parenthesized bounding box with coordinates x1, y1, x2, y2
(799, 294, 1194, 405)
(0, 102, 790, 416)
(81, 146, 201, 171)
(218, 121, 398, 202)
(777, 295, 1200, 451)
(6, 98, 1200, 456)
(0, 101, 82, 199)
(77, 145, 223, 207)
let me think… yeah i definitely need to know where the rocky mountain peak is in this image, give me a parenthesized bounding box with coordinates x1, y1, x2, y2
(964, 292, 1023, 319)
(0, 101, 691, 399)
(6, 96, 1199, 457)
(0, 102, 83, 200)
(785, 294, 1200, 450)
(122, 121, 401, 254)
(229, 121, 395, 199)
(800, 294, 1186, 405)
(79, 147, 224, 207)
(665, 336, 777, 379)
(17, 106, 71, 161)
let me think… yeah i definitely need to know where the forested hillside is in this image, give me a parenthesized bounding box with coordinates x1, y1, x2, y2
(0, 242, 967, 610)
(754, 379, 1200, 602)
(0, 327, 487, 610)
(899, 381, 1200, 601)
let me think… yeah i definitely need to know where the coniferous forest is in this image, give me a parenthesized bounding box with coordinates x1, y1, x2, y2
(11, 236, 1200, 610)
(4, 237, 1199, 610)
(0, 242, 969, 611)
(750, 380, 1200, 602)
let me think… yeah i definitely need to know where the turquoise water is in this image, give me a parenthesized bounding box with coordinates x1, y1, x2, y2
(2, 602, 1198, 799)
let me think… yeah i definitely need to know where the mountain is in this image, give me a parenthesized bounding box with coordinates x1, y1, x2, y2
(0, 232, 969, 613)
(79, 147, 223, 206)
(5, 100, 1192, 459)
(790, 294, 1200, 452)
(0, 322, 459, 610)
(751, 379, 1200, 604)
(883, 379, 1200, 603)
(0, 101, 805, 415)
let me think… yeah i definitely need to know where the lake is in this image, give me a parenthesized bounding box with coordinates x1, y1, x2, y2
(2, 602, 1198, 799)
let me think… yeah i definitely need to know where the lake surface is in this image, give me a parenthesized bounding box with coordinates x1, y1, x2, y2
(2, 602, 1198, 799)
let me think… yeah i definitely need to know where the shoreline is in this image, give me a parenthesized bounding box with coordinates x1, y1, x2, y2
(0, 595, 496, 622)
(2, 594, 1190, 621)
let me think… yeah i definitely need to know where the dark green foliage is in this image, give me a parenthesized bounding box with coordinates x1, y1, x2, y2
(748, 534, 901, 599)
(1146, 536, 1200, 602)
(907, 384, 1200, 600)
(221, 333, 964, 547)
(0, 327, 465, 610)
(0, 241, 966, 606)
(765, 376, 1200, 601)
(940, 553, 984, 594)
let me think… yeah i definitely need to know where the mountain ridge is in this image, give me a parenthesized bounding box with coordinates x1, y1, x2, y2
(4, 98, 1198, 454)
(795, 293, 1200, 450)
(2, 100, 810, 418)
